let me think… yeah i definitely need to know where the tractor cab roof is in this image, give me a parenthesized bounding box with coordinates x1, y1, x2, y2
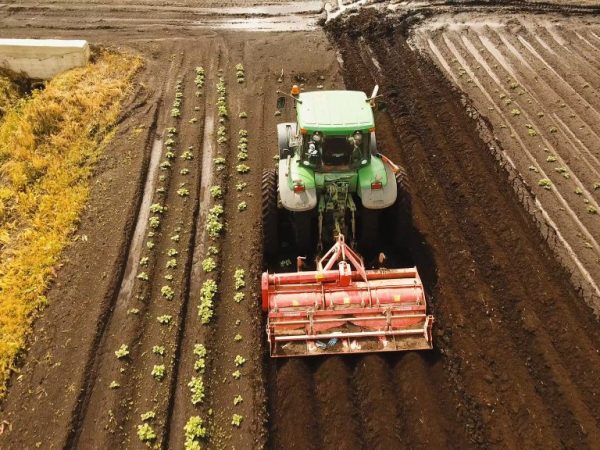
(296, 90, 374, 134)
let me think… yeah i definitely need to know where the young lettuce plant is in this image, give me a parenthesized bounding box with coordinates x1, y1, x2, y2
(184, 415, 207, 449)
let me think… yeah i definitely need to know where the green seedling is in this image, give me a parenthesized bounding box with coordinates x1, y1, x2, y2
(149, 203, 165, 214)
(115, 344, 129, 359)
(238, 201, 247, 211)
(109, 380, 120, 389)
(232, 370, 241, 380)
(139, 256, 149, 266)
(148, 216, 161, 229)
(199, 279, 218, 324)
(234, 334, 242, 342)
(194, 343, 207, 358)
(157, 314, 173, 325)
(234, 355, 246, 367)
(234, 268, 245, 290)
(161, 285, 175, 300)
(546, 155, 557, 162)
(202, 257, 216, 273)
(526, 124, 537, 136)
(210, 185, 222, 198)
(233, 394, 243, 405)
(137, 423, 156, 442)
(236, 182, 247, 191)
(151, 364, 165, 381)
(141, 411, 156, 422)
(236, 164, 250, 173)
(207, 246, 219, 255)
(166, 258, 177, 269)
(184, 416, 207, 449)
(538, 178, 552, 190)
(137, 272, 149, 281)
(188, 376, 205, 405)
(152, 345, 165, 356)
(231, 414, 243, 427)
(234, 292, 244, 303)
(177, 187, 190, 197)
(167, 248, 179, 257)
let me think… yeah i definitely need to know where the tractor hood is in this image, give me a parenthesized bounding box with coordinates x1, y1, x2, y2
(297, 91, 374, 134)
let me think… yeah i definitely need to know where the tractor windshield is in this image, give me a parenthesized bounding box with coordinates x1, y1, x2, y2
(302, 131, 369, 171)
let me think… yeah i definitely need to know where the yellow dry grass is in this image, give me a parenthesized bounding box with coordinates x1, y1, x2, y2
(0, 75, 19, 120)
(0, 51, 142, 394)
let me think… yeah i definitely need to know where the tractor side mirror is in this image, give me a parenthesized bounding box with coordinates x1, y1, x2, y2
(276, 96, 286, 109)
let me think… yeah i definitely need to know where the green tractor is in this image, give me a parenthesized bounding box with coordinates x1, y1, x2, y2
(262, 88, 410, 259)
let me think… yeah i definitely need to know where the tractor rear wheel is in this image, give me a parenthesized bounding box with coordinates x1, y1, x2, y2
(292, 211, 313, 257)
(262, 168, 279, 258)
(359, 206, 381, 256)
(392, 165, 413, 248)
(395, 165, 412, 211)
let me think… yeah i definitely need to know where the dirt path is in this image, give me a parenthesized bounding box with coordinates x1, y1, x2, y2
(1, 2, 600, 450)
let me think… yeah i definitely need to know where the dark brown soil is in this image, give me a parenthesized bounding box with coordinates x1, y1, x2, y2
(319, 9, 600, 449)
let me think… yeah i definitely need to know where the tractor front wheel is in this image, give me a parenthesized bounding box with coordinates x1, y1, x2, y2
(262, 168, 279, 258)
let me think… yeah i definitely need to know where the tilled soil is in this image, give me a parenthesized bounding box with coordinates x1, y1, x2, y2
(1, 2, 600, 450)
(322, 9, 600, 449)
(412, 12, 600, 313)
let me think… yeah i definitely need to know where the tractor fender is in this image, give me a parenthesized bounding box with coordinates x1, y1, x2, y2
(357, 159, 397, 209)
(278, 159, 317, 212)
(277, 122, 297, 159)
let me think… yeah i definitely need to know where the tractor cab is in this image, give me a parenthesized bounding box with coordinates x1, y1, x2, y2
(296, 91, 374, 172)
(301, 130, 370, 170)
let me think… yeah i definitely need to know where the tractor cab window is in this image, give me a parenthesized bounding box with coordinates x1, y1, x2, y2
(302, 131, 369, 170)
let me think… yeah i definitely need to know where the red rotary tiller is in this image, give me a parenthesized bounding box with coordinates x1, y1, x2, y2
(262, 235, 434, 357)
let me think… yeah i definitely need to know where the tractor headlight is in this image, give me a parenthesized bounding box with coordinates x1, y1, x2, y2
(353, 131, 363, 144)
(312, 132, 322, 143)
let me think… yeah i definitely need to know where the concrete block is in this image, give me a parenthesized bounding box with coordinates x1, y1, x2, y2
(0, 39, 90, 80)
